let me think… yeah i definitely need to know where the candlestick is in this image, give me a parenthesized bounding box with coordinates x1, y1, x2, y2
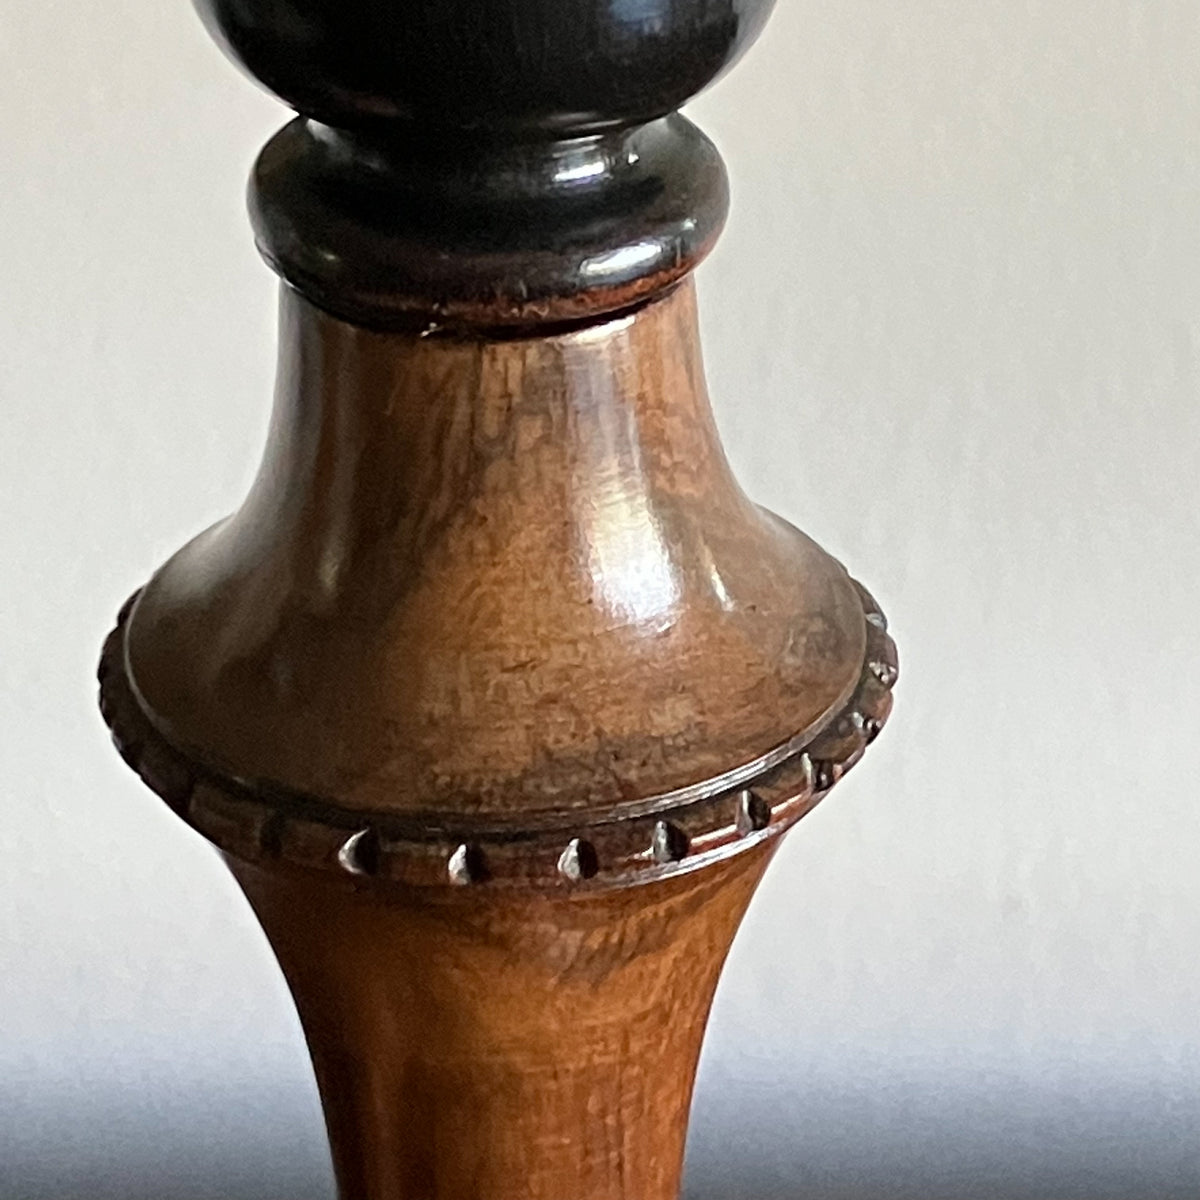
(99, 3, 897, 1197)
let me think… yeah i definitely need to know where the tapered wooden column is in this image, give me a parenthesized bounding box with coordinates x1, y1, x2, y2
(99, 3, 898, 1198)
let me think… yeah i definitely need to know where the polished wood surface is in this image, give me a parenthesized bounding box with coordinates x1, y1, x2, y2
(229, 842, 776, 1200)
(127, 281, 864, 819)
(98, 1, 897, 1196)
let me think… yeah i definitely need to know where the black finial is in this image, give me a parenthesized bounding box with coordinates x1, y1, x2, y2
(195, 0, 778, 330)
(197, 1, 777, 135)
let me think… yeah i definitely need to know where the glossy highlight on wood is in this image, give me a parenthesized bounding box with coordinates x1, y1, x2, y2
(101, 569, 894, 889)
(227, 843, 776, 1200)
(249, 114, 730, 329)
(124, 283, 867, 823)
(196, 0, 778, 328)
(98, 1, 897, 1197)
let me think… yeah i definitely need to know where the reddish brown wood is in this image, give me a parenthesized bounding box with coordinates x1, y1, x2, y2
(126, 281, 866, 823)
(228, 843, 776, 1200)
(101, 283, 895, 895)
(98, 278, 896, 1199)
(98, 3, 897, 1197)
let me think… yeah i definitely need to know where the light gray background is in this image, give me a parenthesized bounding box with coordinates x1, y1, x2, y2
(2, 2, 1198, 1197)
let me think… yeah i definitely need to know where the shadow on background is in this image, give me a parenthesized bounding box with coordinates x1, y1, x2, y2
(4, 1175, 333, 1200)
(5, 1064, 1199, 1200)
(0, 1077, 337, 1200)
(683, 1066, 1200, 1200)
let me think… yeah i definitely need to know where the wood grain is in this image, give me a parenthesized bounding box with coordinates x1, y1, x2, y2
(125, 282, 867, 822)
(97, 3, 897, 1196)
(228, 843, 776, 1200)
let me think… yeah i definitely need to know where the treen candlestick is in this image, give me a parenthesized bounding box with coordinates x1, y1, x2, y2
(99, 3, 898, 1197)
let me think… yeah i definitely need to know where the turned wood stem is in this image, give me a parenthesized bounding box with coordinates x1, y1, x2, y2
(229, 845, 775, 1200)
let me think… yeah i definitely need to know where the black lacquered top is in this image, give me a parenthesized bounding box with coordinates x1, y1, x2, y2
(196, 0, 777, 329)
(199, 0, 776, 135)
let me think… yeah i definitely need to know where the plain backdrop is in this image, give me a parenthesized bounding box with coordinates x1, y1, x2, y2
(2, 2, 1199, 1197)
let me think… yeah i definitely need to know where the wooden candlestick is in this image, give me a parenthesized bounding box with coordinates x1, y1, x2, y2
(99, 3, 898, 1197)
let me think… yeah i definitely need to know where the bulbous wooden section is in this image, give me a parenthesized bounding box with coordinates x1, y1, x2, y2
(125, 282, 866, 823)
